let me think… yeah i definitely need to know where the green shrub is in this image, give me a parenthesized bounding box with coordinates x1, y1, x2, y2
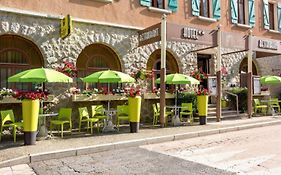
(227, 87, 248, 112)
(177, 91, 197, 112)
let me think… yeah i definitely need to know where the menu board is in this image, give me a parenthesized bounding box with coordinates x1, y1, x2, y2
(253, 76, 261, 95)
(208, 76, 217, 96)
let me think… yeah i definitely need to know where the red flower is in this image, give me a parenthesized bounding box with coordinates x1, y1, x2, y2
(196, 88, 209, 96)
(56, 61, 77, 77)
(13, 91, 48, 100)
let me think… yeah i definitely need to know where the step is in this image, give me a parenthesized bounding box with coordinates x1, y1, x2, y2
(208, 110, 238, 116)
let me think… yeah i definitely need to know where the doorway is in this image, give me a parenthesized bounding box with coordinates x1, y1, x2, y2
(197, 54, 210, 74)
(197, 54, 211, 89)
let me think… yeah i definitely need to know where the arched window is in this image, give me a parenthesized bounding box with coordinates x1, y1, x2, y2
(147, 49, 179, 89)
(0, 35, 43, 90)
(239, 57, 257, 75)
(76, 43, 121, 90)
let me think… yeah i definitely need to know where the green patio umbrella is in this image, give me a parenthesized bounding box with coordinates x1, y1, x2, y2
(81, 70, 135, 83)
(156, 73, 200, 106)
(155, 73, 200, 85)
(81, 70, 135, 111)
(8, 68, 73, 83)
(260, 75, 281, 85)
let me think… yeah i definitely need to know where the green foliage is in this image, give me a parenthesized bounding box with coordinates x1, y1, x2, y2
(227, 87, 248, 112)
(177, 91, 197, 112)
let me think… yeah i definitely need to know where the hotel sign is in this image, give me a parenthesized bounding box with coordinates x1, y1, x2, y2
(252, 36, 281, 57)
(182, 27, 205, 40)
(138, 23, 161, 47)
(167, 23, 217, 47)
(258, 40, 278, 50)
(60, 14, 72, 39)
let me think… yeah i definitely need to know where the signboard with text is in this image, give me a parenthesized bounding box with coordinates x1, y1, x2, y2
(60, 14, 72, 39)
(138, 23, 161, 47)
(208, 76, 217, 96)
(253, 76, 261, 95)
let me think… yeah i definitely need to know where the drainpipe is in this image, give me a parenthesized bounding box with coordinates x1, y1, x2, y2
(160, 14, 167, 127)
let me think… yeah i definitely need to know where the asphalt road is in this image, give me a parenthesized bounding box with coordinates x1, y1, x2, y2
(30, 147, 232, 175)
(30, 124, 281, 175)
(142, 124, 281, 174)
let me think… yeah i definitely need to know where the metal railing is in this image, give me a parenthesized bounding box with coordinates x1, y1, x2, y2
(224, 91, 239, 117)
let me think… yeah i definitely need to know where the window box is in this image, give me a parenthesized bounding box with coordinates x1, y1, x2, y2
(72, 94, 128, 102)
(143, 92, 174, 99)
(0, 96, 21, 104)
(0, 95, 55, 103)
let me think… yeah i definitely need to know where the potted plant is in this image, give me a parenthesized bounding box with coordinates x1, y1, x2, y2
(125, 87, 142, 133)
(196, 88, 209, 125)
(13, 91, 47, 145)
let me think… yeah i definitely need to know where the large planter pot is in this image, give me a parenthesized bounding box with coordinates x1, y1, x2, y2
(197, 95, 208, 125)
(128, 96, 141, 133)
(221, 99, 227, 108)
(22, 99, 40, 145)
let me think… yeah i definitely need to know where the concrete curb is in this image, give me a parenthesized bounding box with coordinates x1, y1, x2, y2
(1, 119, 281, 168)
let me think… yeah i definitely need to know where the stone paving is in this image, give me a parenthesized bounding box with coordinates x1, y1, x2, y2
(0, 164, 35, 175)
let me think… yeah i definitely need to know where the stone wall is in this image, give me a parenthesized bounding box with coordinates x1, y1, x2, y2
(1, 11, 280, 125)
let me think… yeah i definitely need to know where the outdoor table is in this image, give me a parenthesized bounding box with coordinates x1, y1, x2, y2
(102, 109, 118, 132)
(166, 105, 183, 126)
(37, 113, 58, 139)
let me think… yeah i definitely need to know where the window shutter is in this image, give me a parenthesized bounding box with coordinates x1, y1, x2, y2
(140, 0, 151, 7)
(192, 0, 200, 16)
(248, 0, 255, 27)
(230, 0, 238, 24)
(263, 0, 269, 29)
(278, 3, 281, 31)
(212, 0, 221, 20)
(168, 0, 178, 12)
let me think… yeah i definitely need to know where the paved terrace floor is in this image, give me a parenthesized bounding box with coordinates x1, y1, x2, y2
(0, 115, 281, 163)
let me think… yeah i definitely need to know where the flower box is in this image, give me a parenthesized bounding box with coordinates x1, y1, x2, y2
(0, 95, 56, 104)
(0, 96, 21, 103)
(143, 93, 175, 99)
(72, 94, 128, 102)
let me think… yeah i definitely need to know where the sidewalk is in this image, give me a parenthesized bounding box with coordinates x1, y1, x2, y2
(0, 115, 281, 168)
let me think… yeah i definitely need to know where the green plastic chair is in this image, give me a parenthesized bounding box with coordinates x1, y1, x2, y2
(0, 110, 23, 142)
(253, 99, 268, 115)
(270, 98, 280, 113)
(152, 104, 171, 127)
(156, 103, 172, 116)
(50, 108, 72, 138)
(92, 105, 107, 120)
(116, 105, 129, 128)
(78, 107, 99, 134)
(180, 103, 193, 124)
(91, 105, 107, 132)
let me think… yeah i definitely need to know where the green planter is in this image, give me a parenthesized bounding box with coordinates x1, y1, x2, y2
(221, 99, 227, 108)
(128, 96, 141, 133)
(197, 95, 208, 125)
(22, 99, 40, 145)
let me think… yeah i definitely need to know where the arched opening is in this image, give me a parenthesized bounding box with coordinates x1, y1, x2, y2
(0, 34, 43, 89)
(147, 49, 179, 89)
(76, 43, 121, 90)
(239, 57, 258, 75)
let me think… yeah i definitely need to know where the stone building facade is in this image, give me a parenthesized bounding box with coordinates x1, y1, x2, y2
(1, 0, 281, 124)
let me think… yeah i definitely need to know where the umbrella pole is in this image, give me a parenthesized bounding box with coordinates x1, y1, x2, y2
(108, 83, 110, 110)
